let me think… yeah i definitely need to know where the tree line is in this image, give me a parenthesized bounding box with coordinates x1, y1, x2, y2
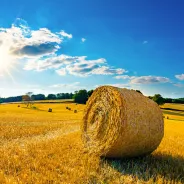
(0, 93, 74, 103)
(148, 94, 184, 105)
(0, 89, 184, 105)
(0, 90, 94, 104)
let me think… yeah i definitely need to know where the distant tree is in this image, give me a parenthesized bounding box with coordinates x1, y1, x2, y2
(152, 94, 165, 105)
(31, 94, 45, 101)
(69, 93, 74, 99)
(88, 90, 94, 98)
(164, 98, 173, 103)
(172, 99, 184, 104)
(0, 98, 3, 104)
(65, 93, 70, 99)
(22, 92, 34, 107)
(56, 93, 73, 99)
(47, 94, 57, 100)
(3, 96, 22, 103)
(56, 93, 62, 99)
(73, 90, 88, 104)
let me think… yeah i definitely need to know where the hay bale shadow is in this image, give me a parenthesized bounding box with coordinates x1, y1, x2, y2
(102, 153, 184, 183)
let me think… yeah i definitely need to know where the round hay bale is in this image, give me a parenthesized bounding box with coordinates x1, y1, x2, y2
(66, 106, 69, 110)
(82, 86, 164, 158)
(74, 110, 77, 113)
(48, 108, 52, 112)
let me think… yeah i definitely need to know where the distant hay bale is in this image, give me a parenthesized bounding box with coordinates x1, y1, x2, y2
(82, 86, 164, 158)
(68, 107, 71, 110)
(74, 110, 77, 113)
(17, 105, 20, 107)
(66, 106, 69, 109)
(48, 108, 52, 112)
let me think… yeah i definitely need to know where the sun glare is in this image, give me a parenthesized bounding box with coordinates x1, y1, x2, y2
(0, 47, 12, 71)
(0, 47, 14, 72)
(0, 46, 17, 81)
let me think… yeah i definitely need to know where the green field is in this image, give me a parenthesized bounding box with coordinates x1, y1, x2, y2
(0, 103, 183, 183)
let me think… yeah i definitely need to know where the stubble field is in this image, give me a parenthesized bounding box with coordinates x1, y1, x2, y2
(0, 102, 183, 184)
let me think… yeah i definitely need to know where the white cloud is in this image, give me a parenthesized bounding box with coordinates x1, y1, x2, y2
(91, 66, 126, 75)
(175, 74, 184, 80)
(65, 57, 106, 76)
(59, 30, 72, 39)
(114, 75, 132, 80)
(65, 57, 126, 77)
(130, 76, 170, 84)
(24, 54, 78, 71)
(25, 54, 127, 77)
(0, 18, 72, 59)
(115, 75, 170, 84)
(0, 19, 127, 78)
(81, 38, 86, 42)
(173, 83, 184, 88)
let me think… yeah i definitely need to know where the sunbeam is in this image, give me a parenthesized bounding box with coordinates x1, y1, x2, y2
(0, 45, 17, 80)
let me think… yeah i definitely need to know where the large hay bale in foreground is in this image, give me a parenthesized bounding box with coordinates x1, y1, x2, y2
(82, 86, 164, 158)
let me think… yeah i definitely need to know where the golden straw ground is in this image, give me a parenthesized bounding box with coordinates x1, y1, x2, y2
(0, 102, 183, 183)
(82, 86, 164, 158)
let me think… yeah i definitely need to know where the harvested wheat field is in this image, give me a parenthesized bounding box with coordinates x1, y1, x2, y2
(0, 102, 184, 184)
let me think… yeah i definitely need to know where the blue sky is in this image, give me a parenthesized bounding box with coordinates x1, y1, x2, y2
(0, 0, 184, 98)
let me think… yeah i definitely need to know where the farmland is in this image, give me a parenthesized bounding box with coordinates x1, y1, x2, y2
(0, 103, 183, 184)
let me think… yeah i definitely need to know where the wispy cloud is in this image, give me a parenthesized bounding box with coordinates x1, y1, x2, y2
(25, 55, 127, 77)
(50, 82, 80, 88)
(66, 57, 126, 77)
(130, 76, 170, 84)
(81, 38, 86, 42)
(143, 40, 148, 44)
(115, 75, 170, 84)
(49, 82, 86, 90)
(59, 30, 72, 39)
(173, 83, 184, 88)
(24, 55, 78, 71)
(114, 75, 133, 80)
(175, 74, 184, 80)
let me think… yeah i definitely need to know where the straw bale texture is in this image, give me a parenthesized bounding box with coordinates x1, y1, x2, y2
(82, 86, 164, 158)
